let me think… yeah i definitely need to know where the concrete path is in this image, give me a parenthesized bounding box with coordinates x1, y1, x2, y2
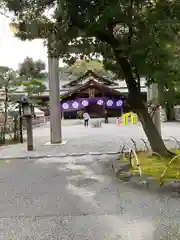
(0, 155, 180, 239)
(0, 121, 180, 159)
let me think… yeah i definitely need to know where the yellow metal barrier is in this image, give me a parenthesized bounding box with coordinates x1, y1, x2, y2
(120, 112, 137, 125)
(122, 114, 128, 125)
(9, 24, 19, 35)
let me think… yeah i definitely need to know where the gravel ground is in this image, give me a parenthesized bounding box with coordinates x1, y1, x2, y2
(0, 155, 180, 239)
(0, 121, 180, 158)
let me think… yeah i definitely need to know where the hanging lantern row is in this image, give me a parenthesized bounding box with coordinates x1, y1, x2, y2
(61, 99, 123, 110)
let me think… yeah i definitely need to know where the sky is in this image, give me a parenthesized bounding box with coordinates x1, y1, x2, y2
(0, 14, 63, 71)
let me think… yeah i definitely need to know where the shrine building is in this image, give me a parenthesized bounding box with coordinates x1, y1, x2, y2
(30, 70, 147, 118)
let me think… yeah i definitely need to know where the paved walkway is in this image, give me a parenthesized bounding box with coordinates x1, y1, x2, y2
(0, 156, 180, 239)
(0, 121, 180, 159)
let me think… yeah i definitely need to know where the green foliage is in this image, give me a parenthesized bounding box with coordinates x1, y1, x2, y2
(18, 57, 46, 95)
(0, 66, 18, 93)
(19, 57, 46, 79)
(21, 79, 46, 95)
(3, 0, 180, 99)
(0, 66, 20, 139)
(58, 0, 180, 114)
(59, 66, 76, 82)
(4, 0, 180, 83)
(68, 59, 116, 79)
(59, 59, 116, 81)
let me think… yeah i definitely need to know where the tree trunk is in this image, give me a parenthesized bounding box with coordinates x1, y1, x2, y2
(159, 83, 175, 121)
(165, 86, 175, 121)
(3, 87, 8, 143)
(115, 55, 173, 157)
(137, 106, 171, 156)
(165, 102, 175, 121)
(13, 117, 18, 141)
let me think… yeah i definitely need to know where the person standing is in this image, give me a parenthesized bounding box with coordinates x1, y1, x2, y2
(83, 111, 90, 127)
(104, 109, 108, 124)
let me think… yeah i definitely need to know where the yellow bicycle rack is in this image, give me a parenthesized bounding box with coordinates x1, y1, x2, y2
(121, 112, 137, 125)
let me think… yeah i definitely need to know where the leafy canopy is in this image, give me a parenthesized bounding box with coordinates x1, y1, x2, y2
(0, 66, 18, 90)
(68, 59, 116, 79)
(0, 66, 21, 109)
(18, 57, 47, 95)
(3, 0, 180, 91)
(19, 57, 46, 79)
(22, 79, 46, 95)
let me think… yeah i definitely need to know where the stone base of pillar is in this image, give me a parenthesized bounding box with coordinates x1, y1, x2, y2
(44, 140, 67, 146)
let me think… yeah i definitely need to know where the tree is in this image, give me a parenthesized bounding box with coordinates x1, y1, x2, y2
(22, 79, 46, 96)
(68, 59, 116, 79)
(19, 57, 46, 79)
(3, 0, 180, 156)
(155, 45, 180, 121)
(59, 59, 116, 80)
(59, 0, 180, 157)
(59, 66, 73, 82)
(0, 66, 18, 141)
(18, 57, 46, 96)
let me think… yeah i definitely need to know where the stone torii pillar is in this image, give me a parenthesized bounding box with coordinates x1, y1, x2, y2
(47, 33, 62, 144)
(48, 57, 62, 144)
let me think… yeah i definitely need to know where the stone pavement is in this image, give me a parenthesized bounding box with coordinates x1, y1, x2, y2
(0, 155, 180, 239)
(0, 120, 180, 159)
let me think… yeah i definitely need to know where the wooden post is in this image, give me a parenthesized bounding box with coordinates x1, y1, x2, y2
(19, 105, 23, 143)
(26, 115, 33, 151)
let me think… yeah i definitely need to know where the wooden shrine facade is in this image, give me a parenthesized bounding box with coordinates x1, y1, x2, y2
(61, 79, 127, 119)
(31, 70, 147, 118)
